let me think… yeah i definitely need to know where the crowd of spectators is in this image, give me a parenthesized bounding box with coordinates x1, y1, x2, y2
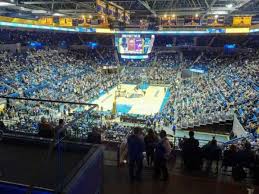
(0, 29, 258, 142)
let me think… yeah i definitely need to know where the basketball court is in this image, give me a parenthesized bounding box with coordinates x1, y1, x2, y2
(91, 84, 169, 115)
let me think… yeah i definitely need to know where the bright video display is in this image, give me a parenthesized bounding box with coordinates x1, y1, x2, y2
(115, 34, 155, 54)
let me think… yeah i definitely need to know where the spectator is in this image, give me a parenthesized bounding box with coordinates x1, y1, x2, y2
(153, 130, 171, 181)
(127, 127, 145, 182)
(202, 137, 222, 171)
(236, 141, 255, 168)
(38, 117, 54, 138)
(55, 119, 66, 139)
(222, 144, 237, 169)
(182, 131, 201, 171)
(144, 129, 158, 167)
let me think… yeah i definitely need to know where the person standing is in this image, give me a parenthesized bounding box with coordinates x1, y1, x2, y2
(55, 119, 66, 139)
(127, 127, 145, 182)
(144, 129, 158, 167)
(153, 130, 171, 181)
(182, 131, 201, 171)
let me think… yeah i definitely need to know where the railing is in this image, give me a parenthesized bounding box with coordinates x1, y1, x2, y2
(0, 96, 104, 193)
(0, 96, 98, 138)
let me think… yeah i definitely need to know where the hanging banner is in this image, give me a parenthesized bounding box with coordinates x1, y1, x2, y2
(233, 16, 252, 26)
(96, 0, 107, 15)
(161, 16, 170, 26)
(108, 4, 116, 19)
(207, 16, 224, 26)
(117, 9, 124, 22)
(176, 16, 185, 26)
(161, 16, 176, 26)
(139, 19, 148, 29)
(184, 16, 193, 25)
(38, 17, 53, 25)
(59, 17, 72, 27)
(170, 18, 177, 26)
(124, 11, 130, 24)
(192, 16, 201, 26)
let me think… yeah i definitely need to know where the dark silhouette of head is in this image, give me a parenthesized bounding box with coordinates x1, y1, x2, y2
(133, 127, 141, 135)
(148, 128, 154, 136)
(160, 130, 167, 139)
(189, 131, 194, 138)
(59, 119, 64, 125)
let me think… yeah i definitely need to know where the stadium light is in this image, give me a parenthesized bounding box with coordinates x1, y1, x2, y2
(20, 7, 31, 11)
(195, 13, 199, 17)
(0, 2, 15, 6)
(214, 15, 219, 19)
(226, 4, 233, 8)
(53, 13, 65, 16)
(32, 10, 48, 14)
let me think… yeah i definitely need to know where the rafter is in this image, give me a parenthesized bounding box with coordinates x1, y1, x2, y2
(0, 0, 258, 18)
(137, 0, 157, 16)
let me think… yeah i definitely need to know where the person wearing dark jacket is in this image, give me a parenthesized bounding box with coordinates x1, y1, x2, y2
(38, 117, 54, 138)
(55, 119, 66, 139)
(144, 129, 158, 166)
(127, 127, 145, 182)
(182, 131, 201, 171)
(153, 130, 171, 181)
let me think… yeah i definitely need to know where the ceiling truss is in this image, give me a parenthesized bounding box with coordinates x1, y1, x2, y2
(0, 0, 258, 19)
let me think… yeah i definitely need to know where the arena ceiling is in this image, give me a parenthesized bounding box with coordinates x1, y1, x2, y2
(0, 0, 259, 19)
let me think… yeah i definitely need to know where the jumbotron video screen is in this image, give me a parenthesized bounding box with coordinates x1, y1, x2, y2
(115, 34, 155, 58)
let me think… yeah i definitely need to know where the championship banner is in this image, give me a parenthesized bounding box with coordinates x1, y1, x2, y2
(170, 17, 177, 26)
(192, 17, 200, 26)
(233, 16, 252, 26)
(86, 18, 92, 24)
(38, 17, 53, 25)
(96, 0, 107, 15)
(176, 16, 185, 26)
(217, 16, 225, 25)
(139, 19, 148, 29)
(59, 17, 72, 27)
(184, 16, 192, 25)
(161, 16, 176, 26)
(72, 18, 78, 26)
(53, 17, 60, 24)
(117, 9, 124, 22)
(78, 17, 85, 26)
(207, 16, 224, 26)
(161, 16, 169, 26)
(124, 11, 130, 24)
(108, 4, 116, 19)
(0, 16, 36, 25)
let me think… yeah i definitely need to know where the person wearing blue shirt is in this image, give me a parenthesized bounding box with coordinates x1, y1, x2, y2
(127, 127, 145, 182)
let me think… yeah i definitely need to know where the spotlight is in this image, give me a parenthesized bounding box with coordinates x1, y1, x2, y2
(226, 4, 233, 8)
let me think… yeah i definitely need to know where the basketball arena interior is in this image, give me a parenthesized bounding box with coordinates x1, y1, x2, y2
(0, 0, 258, 193)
